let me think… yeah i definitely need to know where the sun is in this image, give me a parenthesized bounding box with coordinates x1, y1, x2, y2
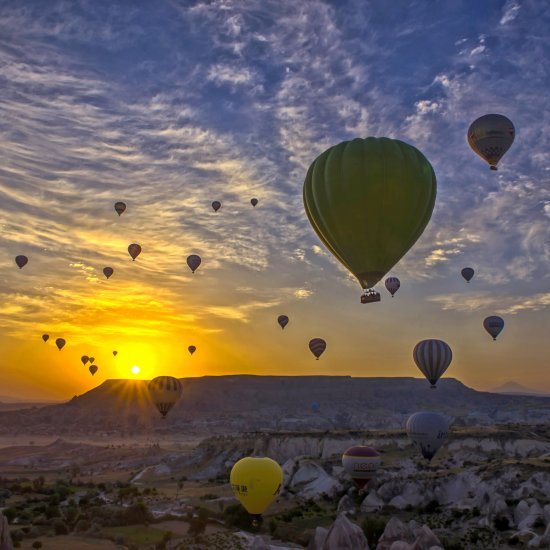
(131, 365, 141, 375)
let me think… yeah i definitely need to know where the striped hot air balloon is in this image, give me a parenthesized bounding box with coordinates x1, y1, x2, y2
(148, 376, 183, 419)
(309, 338, 326, 360)
(385, 277, 400, 297)
(413, 339, 452, 388)
(406, 412, 449, 461)
(461, 267, 474, 283)
(277, 315, 289, 330)
(483, 316, 504, 341)
(342, 446, 381, 489)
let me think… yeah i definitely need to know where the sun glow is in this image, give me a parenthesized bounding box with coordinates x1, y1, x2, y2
(131, 365, 141, 375)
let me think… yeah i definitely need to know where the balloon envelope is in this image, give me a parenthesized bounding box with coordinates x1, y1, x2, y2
(413, 339, 452, 388)
(188, 346, 196, 355)
(461, 267, 474, 283)
(186, 254, 201, 273)
(89, 365, 98, 376)
(15, 255, 28, 269)
(385, 277, 400, 297)
(55, 338, 66, 351)
(309, 338, 326, 360)
(103, 267, 114, 279)
(212, 200, 221, 212)
(303, 137, 436, 290)
(114, 202, 126, 216)
(148, 376, 183, 419)
(342, 446, 381, 489)
(406, 412, 449, 461)
(81, 355, 89, 365)
(128, 244, 141, 261)
(467, 114, 515, 170)
(42, 334, 49, 343)
(230, 457, 283, 516)
(277, 315, 289, 330)
(483, 316, 504, 341)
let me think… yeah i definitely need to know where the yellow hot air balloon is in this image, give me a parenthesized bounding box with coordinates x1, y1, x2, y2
(230, 457, 283, 522)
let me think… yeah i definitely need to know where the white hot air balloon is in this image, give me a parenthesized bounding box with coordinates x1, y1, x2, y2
(406, 411, 449, 461)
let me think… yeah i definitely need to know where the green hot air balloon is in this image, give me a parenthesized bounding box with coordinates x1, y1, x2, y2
(304, 138, 436, 302)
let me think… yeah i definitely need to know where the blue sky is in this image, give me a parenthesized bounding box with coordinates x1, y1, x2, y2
(0, 0, 548, 399)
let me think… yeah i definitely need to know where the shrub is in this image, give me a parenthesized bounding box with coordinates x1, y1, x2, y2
(53, 519, 69, 535)
(494, 515, 510, 531)
(32, 542, 42, 549)
(361, 516, 387, 547)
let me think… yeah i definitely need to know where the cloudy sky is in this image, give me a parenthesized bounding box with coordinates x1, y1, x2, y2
(0, 0, 548, 400)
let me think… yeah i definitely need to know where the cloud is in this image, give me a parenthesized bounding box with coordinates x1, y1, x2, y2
(500, 1, 521, 25)
(428, 292, 550, 315)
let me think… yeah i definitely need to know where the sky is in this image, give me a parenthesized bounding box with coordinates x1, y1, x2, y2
(0, 0, 548, 400)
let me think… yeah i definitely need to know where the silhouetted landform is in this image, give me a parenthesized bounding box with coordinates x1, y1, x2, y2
(0, 376, 548, 436)
(490, 381, 550, 397)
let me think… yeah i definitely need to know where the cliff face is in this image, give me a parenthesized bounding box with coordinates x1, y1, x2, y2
(0, 376, 548, 436)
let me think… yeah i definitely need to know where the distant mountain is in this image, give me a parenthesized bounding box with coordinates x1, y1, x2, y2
(0, 376, 548, 437)
(490, 381, 550, 397)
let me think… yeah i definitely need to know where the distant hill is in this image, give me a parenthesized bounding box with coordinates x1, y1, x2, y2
(0, 376, 548, 437)
(490, 381, 550, 397)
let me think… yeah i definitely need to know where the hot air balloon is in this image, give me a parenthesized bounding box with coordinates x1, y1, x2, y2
(250, 198, 258, 207)
(55, 338, 66, 351)
(81, 355, 89, 365)
(188, 346, 196, 355)
(212, 200, 221, 212)
(128, 244, 141, 261)
(483, 316, 504, 341)
(89, 357, 95, 364)
(467, 114, 515, 170)
(114, 202, 126, 216)
(303, 137, 436, 302)
(413, 339, 452, 388)
(385, 277, 400, 297)
(148, 376, 183, 419)
(309, 338, 326, 360)
(15, 255, 28, 269)
(187, 254, 201, 273)
(230, 457, 283, 524)
(342, 446, 381, 490)
(461, 267, 474, 283)
(406, 412, 449, 461)
(113, 351, 118, 357)
(277, 315, 289, 330)
(89, 365, 98, 376)
(311, 401, 320, 413)
(42, 334, 49, 343)
(103, 267, 114, 279)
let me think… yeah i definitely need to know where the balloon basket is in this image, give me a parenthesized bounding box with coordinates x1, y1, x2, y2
(361, 290, 381, 304)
